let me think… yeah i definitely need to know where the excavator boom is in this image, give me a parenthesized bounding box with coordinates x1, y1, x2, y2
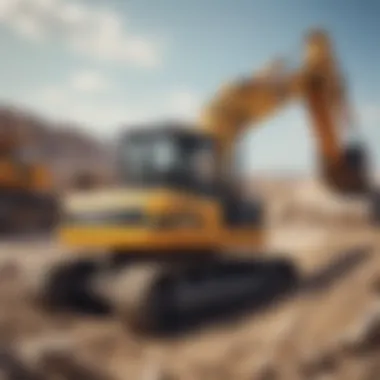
(200, 29, 371, 194)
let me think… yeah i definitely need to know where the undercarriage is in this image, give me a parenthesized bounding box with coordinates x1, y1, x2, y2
(32, 250, 300, 334)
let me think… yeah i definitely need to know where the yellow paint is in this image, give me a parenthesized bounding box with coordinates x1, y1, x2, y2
(59, 187, 265, 255)
(220, 228, 265, 251)
(60, 187, 221, 251)
(0, 159, 52, 192)
(59, 226, 216, 251)
(64, 188, 218, 214)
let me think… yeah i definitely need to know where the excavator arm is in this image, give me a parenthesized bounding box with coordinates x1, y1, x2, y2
(199, 29, 371, 195)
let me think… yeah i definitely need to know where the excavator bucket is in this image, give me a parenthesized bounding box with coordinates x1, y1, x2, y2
(319, 142, 371, 196)
(343, 142, 368, 172)
(341, 142, 370, 191)
(319, 141, 380, 225)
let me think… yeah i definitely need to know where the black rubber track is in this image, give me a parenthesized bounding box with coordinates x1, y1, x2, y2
(43, 260, 111, 315)
(40, 256, 300, 334)
(143, 258, 299, 333)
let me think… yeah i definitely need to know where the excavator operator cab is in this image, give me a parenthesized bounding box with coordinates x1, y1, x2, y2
(117, 123, 264, 228)
(117, 123, 217, 195)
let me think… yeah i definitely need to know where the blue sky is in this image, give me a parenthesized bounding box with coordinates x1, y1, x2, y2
(0, 0, 379, 174)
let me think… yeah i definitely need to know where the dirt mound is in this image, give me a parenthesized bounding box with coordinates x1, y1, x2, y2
(0, 226, 379, 379)
(247, 176, 373, 228)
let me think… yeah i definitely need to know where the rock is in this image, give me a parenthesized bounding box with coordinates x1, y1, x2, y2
(338, 302, 380, 354)
(225, 342, 252, 362)
(140, 354, 175, 380)
(0, 261, 20, 282)
(309, 375, 336, 380)
(16, 336, 114, 380)
(16, 335, 73, 366)
(370, 274, 380, 294)
(39, 351, 113, 380)
(0, 346, 46, 380)
(299, 348, 338, 378)
(362, 358, 380, 380)
(193, 363, 217, 380)
(251, 360, 277, 380)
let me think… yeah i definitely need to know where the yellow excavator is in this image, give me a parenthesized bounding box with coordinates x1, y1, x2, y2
(34, 29, 379, 332)
(0, 114, 59, 234)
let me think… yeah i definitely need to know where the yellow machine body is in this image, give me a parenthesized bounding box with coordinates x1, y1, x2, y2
(60, 187, 264, 252)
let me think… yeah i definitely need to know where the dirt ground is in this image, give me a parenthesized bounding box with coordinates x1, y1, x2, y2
(0, 223, 380, 380)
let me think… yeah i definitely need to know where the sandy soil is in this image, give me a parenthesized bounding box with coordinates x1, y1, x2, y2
(0, 224, 379, 380)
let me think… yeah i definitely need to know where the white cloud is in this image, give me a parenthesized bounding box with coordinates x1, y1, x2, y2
(69, 70, 108, 93)
(165, 90, 201, 120)
(358, 103, 380, 125)
(0, 0, 15, 20)
(29, 84, 132, 133)
(58, 1, 87, 24)
(24, 83, 202, 136)
(0, 0, 162, 68)
(9, 13, 45, 40)
(36, 85, 67, 105)
(0, 0, 44, 40)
